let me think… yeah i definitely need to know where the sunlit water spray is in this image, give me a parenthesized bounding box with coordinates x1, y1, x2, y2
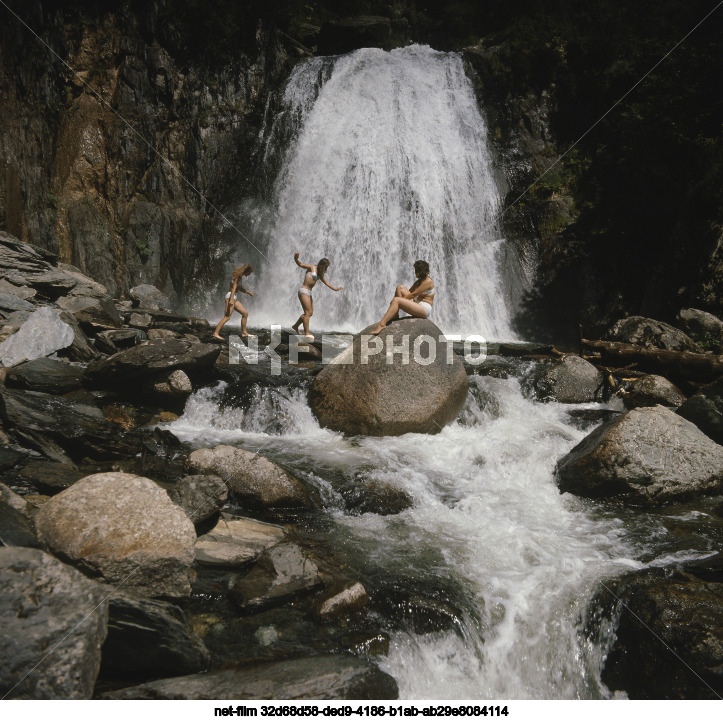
(244, 45, 524, 338)
(168, 369, 713, 698)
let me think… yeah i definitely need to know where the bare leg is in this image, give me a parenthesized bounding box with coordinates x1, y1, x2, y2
(213, 300, 233, 339)
(232, 300, 252, 336)
(371, 298, 426, 335)
(300, 295, 314, 338)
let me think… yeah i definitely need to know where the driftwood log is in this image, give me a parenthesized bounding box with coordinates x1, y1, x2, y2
(581, 339, 723, 385)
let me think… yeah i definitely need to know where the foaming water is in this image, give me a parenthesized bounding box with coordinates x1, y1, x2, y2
(247, 45, 523, 338)
(166, 372, 717, 699)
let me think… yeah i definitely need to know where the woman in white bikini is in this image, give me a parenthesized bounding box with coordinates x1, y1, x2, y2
(291, 252, 343, 340)
(370, 260, 435, 335)
(212, 264, 255, 339)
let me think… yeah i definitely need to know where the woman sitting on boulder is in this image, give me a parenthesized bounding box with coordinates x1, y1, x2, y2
(212, 264, 255, 340)
(370, 260, 435, 335)
(292, 252, 343, 340)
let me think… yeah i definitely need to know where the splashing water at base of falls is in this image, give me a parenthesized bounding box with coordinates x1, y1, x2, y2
(167, 369, 716, 699)
(248, 45, 523, 338)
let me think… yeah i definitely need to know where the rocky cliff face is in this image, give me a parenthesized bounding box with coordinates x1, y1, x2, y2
(0, 1, 296, 305)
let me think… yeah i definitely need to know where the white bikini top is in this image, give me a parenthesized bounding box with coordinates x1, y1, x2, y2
(305, 269, 318, 282)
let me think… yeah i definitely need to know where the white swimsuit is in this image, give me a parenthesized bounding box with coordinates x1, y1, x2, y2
(225, 292, 237, 301)
(417, 286, 435, 318)
(299, 270, 318, 299)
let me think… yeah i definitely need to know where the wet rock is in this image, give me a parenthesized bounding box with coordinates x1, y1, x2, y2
(34, 472, 196, 598)
(342, 479, 414, 516)
(589, 567, 723, 699)
(147, 328, 178, 339)
(129, 284, 171, 311)
(535, 355, 604, 403)
(676, 308, 723, 343)
(624, 374, 687, 409)
(186, 445, 313, 510)
(151, 368, 193, 394)
(0, 448, 24, 474)
(677, 376, 723, 445)
(85, 338, 220, 386)
(318, 16, 392, 55)
(167, 474, 227, 525)
(56, 294, 122, 331)
(556, 406, 723, 504)
(94, 328, 146, 354)
(6, 357, 84, 394)
(318, 582, 369, 621)
(604, 316, 702, 352)
(231, 543, 323, 611)
(0, 547, 108, 699)
(102, 654, 398, 700)
(57, 263, 108, 299)
(194, 515, 284, 567)
(17, 460, 86, 494)
(102, 592, 209, 677)
(0, 292, 33, 313)
(309, 318, 468, 436)
(0, 388, 141, 462)
(0, 307, 74, 367)
(56, 310, 100, 362)
(0, 502, 40, 548)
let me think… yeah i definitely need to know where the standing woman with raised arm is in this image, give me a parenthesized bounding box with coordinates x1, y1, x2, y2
(212, 264, 255, 339)
(292, 252, 343, 340)
(370, 260, 435, 335)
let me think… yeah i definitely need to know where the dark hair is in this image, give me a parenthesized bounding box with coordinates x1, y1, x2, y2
(414, 260, 430, 278)
(317, 258, 330, 280)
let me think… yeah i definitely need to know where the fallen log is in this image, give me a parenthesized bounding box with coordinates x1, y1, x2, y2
(581, 339, 723, 385)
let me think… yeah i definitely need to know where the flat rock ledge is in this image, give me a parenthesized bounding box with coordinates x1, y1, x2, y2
(556, 405, 723, 505)
(195, 515, 285, 567)
(34, 472, 197, 598)
(101, 654, 398, 700)
(0, 547, 108, 699)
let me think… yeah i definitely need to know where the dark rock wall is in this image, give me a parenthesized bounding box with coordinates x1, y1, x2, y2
(0, 0, 293, 303)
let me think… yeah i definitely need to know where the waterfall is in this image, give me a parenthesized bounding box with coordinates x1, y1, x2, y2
(249, 45, 522, 339)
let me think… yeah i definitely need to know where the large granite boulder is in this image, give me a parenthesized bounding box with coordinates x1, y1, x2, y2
(195, 515, 285, 567)
(102, 654, 398, 700)
(309, 318, 468, 436)
(129, 284, 171, 311)
(604, 316, 702, 352)
(556, 406, 723, 504)
(624, 374, 687, 409)
(677, 376, 723, 445)
(588, 566, 723, 699)
(0, 307, 74, 367)
(102, 592, 209, 677)
(0, 547, 108, 699)
(186, 445, 313, 509)
(535, 355, 604, 403)
(676, 308, 723, 343)
(34, 472, 197, 598)
(85, 337, 220, 386)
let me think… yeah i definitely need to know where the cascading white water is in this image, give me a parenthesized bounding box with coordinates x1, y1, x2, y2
(168, 370, 714, 698)
(251, 45, 520, 338)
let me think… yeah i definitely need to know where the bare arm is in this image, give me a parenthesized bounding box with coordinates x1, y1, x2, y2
(410, 278, 433, 300)
(294, 252, 314, 272)
(238, 280, 254, 297)
(397, 279, 421, 300)
(322, 276, 342, 292)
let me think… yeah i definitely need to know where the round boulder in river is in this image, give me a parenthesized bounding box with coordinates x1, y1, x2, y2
(556, 405, 723, 504)
(34, 472, 197, 598)
(308, 318, 468, 436)
(624, 374, 687, 409)
(535, 355, 604, 403)
(604, 315, 702, 352)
